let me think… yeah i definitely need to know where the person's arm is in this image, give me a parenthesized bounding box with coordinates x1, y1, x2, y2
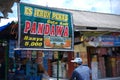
(70, 70, 83, 80)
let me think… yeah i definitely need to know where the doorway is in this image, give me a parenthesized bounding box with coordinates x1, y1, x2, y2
(87, 47, 120, 79)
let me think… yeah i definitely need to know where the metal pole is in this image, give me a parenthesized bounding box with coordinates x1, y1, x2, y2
(57, 51, 60, 80)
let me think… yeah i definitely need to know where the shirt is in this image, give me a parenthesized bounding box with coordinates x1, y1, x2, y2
(70, 65, 91, 80)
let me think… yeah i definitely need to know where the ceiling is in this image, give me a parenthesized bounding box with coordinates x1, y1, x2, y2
(0, 0, 20, 19)
(81, 31, 111, 37)
(80, 31, 120, 40)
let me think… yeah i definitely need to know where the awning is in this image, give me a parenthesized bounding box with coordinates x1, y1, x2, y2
(0, 22, 18, 39)
(0, 22, 11, 31)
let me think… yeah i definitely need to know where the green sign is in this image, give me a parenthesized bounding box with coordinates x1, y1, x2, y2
(18, 2, 74, 51)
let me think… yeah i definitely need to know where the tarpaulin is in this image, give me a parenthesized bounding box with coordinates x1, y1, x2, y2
(0, 22, 11, 31)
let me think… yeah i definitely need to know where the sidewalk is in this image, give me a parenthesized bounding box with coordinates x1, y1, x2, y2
(49, 78, 68, 80)
(99, 77, 120, 80)
(49, 77, 120, 80)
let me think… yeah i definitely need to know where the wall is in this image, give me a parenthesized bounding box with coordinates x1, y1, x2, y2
(74, 43, 88, 64)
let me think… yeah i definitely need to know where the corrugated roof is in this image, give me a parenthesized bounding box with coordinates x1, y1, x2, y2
(59, 8, 120, 30)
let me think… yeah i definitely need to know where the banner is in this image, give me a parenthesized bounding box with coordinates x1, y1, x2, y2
(18, 3, 74, 51)
(100, 36, 120, 46)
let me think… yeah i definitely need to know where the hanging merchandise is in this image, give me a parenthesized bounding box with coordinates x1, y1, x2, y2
(43, 51, 48, 71)
(36, 51, 43, 64)
(88, 37, 100, 47)
(63, 52, 68, 58)
(108, 48, 112, 56)
(21, 50, 27, 58)
(61, 62, 67, 78)
(97, 48, 108, 56)
(110, 58, 117, 77)
(26, 50, 32, 60)
(91, 55, 98, 80)
(48, 51, 53, 59)
(52, 62, 57, 77)
(37, 50, 48, 78)
(9, 40, 16, 58)
(98, 57, 106, 78)
(26, 60, 37, 76)
(14, 50, 21, 62)
(53, 51, 58, 60)
(116, 58, 120, 76)
(12, 58, 16, 73)
(32, 51, 37, 59)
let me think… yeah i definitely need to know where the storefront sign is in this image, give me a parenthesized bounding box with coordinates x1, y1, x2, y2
(18, 3, 74, 51)
(100, 36, 120, 46)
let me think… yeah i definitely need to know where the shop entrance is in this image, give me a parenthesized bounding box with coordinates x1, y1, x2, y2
(0, 46, 5, 80)
(7, 50, 73, 80)
(87, 47, 120, 79)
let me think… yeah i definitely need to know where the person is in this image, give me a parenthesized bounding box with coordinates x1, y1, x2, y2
(70, 58, 91, 80)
